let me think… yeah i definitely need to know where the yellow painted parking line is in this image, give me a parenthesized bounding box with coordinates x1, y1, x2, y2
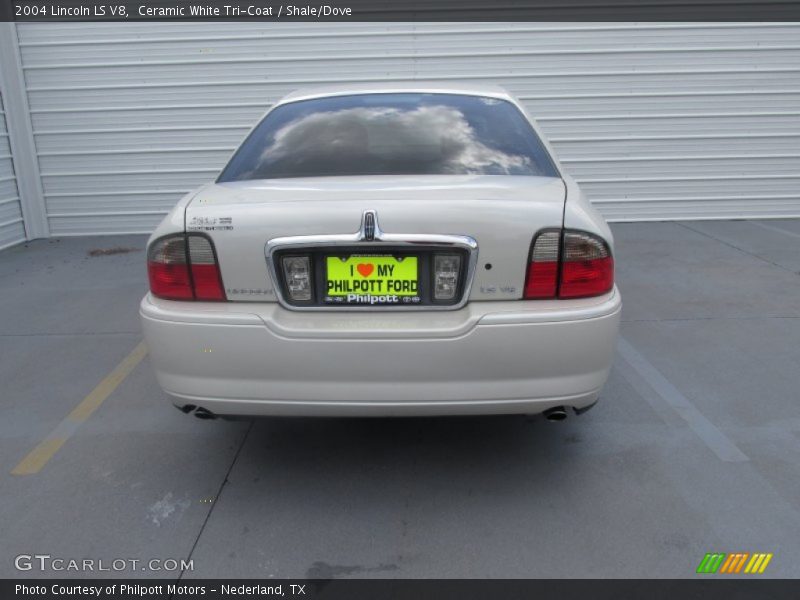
(11, 438, 68, 476)
(67, 341, 148, 422)
(11, 341, 148, 476)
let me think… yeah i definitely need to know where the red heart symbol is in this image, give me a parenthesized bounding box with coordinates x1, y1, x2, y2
(357, 263, 374, 277)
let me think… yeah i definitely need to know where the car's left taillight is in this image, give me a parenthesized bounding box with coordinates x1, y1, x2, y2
(147, 234, 226, 301)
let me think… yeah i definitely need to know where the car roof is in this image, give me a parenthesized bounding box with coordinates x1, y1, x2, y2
(276, 82, 514, 106)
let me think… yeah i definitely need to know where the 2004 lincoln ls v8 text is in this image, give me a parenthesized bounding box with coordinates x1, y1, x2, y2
(139, 83, 621, 419)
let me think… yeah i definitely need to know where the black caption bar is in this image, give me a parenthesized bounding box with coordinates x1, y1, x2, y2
(4, 579, 800, 600)
(3, 0, 800, 21)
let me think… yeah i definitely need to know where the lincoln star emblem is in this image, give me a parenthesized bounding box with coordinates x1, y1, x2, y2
(362, 210, 377, 241)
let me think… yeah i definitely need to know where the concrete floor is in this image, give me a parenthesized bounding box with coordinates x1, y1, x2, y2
(1, 220, 799, 579)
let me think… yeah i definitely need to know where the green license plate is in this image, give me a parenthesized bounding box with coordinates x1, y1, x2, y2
(325, 255, 420, 305)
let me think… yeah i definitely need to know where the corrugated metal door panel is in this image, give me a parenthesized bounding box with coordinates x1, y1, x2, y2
(18, 22, 800, 48)
(24, 70, 799, 110)
(0, 92, 26, 249)
(13, 22, 800, 233)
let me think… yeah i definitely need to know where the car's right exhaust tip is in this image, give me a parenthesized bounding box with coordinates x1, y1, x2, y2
(175, 403, 218, 420)
(543, 406, 568, 421)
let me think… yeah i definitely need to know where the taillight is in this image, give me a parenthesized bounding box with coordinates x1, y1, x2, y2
(147, 234, 226, 301)
(523, 229, 614, 300)
(188, 235, 226, 300)
(559, 231, 614, 299)
(147, 235, 192, 300)
(524, 230, 560, 299)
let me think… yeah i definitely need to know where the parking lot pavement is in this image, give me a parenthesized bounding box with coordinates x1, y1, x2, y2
(1, 221, 799, 579)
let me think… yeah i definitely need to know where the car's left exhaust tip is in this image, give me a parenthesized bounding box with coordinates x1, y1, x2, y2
(193, 407, 217, 420)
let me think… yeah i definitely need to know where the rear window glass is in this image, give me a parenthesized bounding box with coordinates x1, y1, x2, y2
(218, 93, 559, 181)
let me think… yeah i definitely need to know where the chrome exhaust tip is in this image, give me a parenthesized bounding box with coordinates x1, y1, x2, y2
(193, 407, 217, 420)
(175, 404, 217, 420)
(543, 406, 568, 421)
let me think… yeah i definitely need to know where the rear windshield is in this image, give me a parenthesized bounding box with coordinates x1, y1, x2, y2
(218, 93, 559, 181)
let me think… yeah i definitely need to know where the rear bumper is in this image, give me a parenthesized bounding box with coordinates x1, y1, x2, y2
(139, 289, 621, 417)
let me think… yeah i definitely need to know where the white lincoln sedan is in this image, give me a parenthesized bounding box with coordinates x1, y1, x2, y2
(140, 83, 621, 420)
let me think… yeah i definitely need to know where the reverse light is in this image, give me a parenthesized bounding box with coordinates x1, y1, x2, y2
(433, 254, 461, 300)
(281, 256, 312, 301)
(147, 234, 226, 301)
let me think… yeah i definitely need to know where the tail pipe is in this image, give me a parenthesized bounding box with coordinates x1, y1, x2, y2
(176, 404, 218, 420)
(543, 406, 568, 421)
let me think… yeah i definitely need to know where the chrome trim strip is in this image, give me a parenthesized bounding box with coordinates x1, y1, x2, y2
(265, 211, 479, 311)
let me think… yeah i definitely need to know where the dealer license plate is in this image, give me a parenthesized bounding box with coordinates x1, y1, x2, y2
(325, 255, 420, 305)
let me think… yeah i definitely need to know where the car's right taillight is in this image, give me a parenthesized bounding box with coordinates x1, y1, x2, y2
(524, 229, 614, 300)
(147, 234, 226, 301)
(524, 230, 560, 299)
(559, 231, 614, 299)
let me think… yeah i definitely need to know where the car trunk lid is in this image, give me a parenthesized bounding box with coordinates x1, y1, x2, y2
(185, 174, 565, 303)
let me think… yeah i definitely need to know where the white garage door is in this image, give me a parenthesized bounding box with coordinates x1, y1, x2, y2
(13, 22, 800, 235)
(0, 91, 26, 250)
